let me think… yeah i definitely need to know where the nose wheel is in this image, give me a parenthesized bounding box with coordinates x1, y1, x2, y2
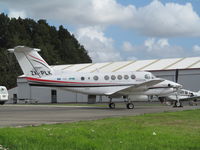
(174, 94, 183, 107)
(174, 101, 183, 107)
(126, 103, 134, 109)
(108, 97, 115, 109)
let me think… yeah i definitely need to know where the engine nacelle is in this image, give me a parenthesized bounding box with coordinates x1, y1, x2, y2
(128, 95, 149, 101)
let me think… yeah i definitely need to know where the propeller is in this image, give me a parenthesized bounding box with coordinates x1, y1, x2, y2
(175, 69, 179, 83)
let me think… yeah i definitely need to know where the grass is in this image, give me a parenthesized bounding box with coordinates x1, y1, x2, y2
(0, 109, 200, 150)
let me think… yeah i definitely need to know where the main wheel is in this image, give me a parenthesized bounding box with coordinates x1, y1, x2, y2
(174, 101, 182, 107)
(126, 103, 134, 109)
(109, 102, 115, 109)
(0, 101, 5, 105)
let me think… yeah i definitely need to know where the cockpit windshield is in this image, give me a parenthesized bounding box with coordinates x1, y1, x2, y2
(144, 74, 151, 79)
(151, 74, 156, 79)
(145, 73, 156, 80)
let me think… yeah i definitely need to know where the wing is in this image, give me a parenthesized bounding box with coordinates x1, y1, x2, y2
(180, 96, 200, 101)
(105, 79, 164, 96)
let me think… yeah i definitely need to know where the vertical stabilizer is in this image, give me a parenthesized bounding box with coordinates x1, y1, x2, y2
(8, 46, 53, 77)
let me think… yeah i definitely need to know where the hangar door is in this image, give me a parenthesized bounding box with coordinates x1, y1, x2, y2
(51, 90, 57, 103)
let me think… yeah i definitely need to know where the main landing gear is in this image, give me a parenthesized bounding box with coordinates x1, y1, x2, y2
(0, 101, 5, 105)
(125, 96, 134, 109)
(126, 102, 134, 109)
(108, 97, 134, 109)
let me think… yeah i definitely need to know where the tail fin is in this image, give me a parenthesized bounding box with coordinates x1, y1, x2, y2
(8, 46, 53, 78)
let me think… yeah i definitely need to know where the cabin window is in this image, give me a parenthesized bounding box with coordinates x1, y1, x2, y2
(180, 91, 184, 94)
(117, 75, 122, 80)
(124, 75, 129, 80)
(131, 74, 136, 79)
(111, 75, 116, 80)
(81, 77, 85, 80)
(104, 75, 109, 80)
(145, 74, 150, 79)
(69, 77, 75, 80)
(93, 75, 99, 80)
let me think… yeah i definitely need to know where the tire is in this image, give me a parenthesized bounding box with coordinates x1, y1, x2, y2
(0, 101, 5, 105)
(175, 101, 182, 107)
(126, 103, 134, 109)
(109, 102, 115, 109)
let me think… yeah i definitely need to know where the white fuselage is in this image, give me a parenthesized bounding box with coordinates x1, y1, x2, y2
(10, 45, 182, 101)
(165, 89, 200, 101)
(22, 71, 181, 97)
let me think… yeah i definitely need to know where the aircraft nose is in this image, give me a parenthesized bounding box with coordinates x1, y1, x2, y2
(168, 82, 182, 88)
(173, 83, 182, 88)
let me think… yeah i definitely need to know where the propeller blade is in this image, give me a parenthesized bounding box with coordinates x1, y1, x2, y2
(175, 69, 179, 83)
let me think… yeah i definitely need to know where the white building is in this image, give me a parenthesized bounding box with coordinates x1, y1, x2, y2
(8, 57, 200, 103)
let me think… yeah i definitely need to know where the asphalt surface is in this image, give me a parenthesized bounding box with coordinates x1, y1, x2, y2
(0, 104, 200, 127)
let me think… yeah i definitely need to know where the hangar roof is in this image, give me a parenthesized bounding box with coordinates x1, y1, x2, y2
(51, 57, 200, 72)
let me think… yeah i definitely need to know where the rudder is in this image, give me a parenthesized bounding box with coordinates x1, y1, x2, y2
(8, 46, 53, 77)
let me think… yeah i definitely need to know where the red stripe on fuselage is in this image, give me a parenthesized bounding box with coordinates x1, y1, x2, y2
(25, 77, 114, 85)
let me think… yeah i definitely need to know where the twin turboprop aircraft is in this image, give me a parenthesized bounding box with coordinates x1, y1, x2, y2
(9, 46, 182, 109)
(159, 89, 200, 107)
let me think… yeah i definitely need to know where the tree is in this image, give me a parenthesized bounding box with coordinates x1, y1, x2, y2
(0, 13, 92, 88)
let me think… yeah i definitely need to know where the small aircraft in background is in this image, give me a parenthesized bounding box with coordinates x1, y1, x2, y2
(158, 89, 200, 107)
(9, 46, 182, 109)
(157, 69, 200, 107)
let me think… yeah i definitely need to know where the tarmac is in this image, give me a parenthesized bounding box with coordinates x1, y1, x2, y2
(0, 103, 200, 127)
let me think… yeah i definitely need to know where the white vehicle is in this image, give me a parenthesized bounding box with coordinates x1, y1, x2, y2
(9, 46, 182, 109)
(0, 86, 8, 105)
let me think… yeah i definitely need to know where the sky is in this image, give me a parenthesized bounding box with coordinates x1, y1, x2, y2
(0, 0, 200, 62)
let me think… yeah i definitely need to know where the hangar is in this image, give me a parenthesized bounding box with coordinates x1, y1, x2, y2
(8, 56, 200, 104)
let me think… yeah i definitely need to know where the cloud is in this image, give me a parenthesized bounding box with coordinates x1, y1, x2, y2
(143, 38, 184, 58)
(144, 38, 170, 51)
(75, 26, 122, 62)
(122, 38, 186, 60)
(8, 10, 26, 18)
(1, 0, 200, 37)
(131, 0, 200, 37)
(1, 0, 134, 26)
(122, 41, 135, 52)
(193, 45, 200, 53)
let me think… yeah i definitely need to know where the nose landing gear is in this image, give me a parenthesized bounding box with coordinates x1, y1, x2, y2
(109, 102, 115, 109)
(174, 94, 183, 107)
